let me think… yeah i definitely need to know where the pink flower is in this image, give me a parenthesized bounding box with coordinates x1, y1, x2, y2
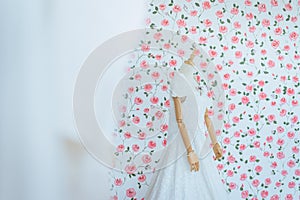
(231, 7, 239, 15)
(291, 100, 298, 106)
(252, 179, 260, 187)
(153, 32, 162, 40)
(132, 144, 140, 152)
(240, 173, 247, 181)
(142, 154, 152, 164)
(265, 178, 271, 185)
(285, 194, 293, 200)
(287, 88, 295, 95)
(291, 115, 298, 124)
(274, 27, 282, 35)
(271, 161, 277, 168)
(161, 19, 169, 26)
(217, 164, 224, 170)
(176, 19, 186, 27)
(169, 59, 177, 67)
(119, 120, 126, 127)
(189, 26, 197, 34)
(241, 190, 249, 198)
(147, 141, 156, 149)
(138, 132, 146, 140)
(202, 1, 211, 9)
(263, 151, 270, 157)
(117, 144, 125, 152)
(150, 96, 159, 104)
(246, 12, 253, 20)
(159, 4, 166, 10)
(125, 164, 136, 174)
(271, 0, 278, 6)
(246, 40, 254, 48)
(271, 40, 280, 48)
(259, 92, 267, 100)
(229, 182, 236, 190)
(235, 51, 242, 58)
(277, 138, 284, 146)
(173, 5, 182, 13)
(285, 3, 292, 11)
(140, 60, 149, 69)
(253, 141, 260, 148)
(199, 36, 207, 44)
(229, 88, 237, 96)
(295, 169, 300, 176)
(134, 97, 143, 105)
(279, 109, 287, 117)
(227, 155, 236, 163)
(255, 165, 263, 173)
(151, 71, 160, 80)
(134, 74, 141, 80)
(231, 36, 239, 44)
(164, 100, 170, 107)
(258, 3, 266, 12)
(287, 160, 295, 168)
(248, 128, 256, 136)
(275, 14, 284, 22)
(268, 114, 275, 122)
(241, 96, 249, 104)
(277, 151, 285, 159)
(266, 136, 273, 143)
(232, 116, 240, 123)
(160, 124, 168, 132)
(223, 137, 230, 145)
(155, 111, 164, 120)
(126, 188, 136, 198)
(227, 169, 234, 177)
(124, 132, 131, 139)
(132, 116, 140, 124)
(162, 139, 167, 147)
(114, 178, 123, 186)
(208, 49, 217, 57)
(280, 97, 286, 103)
(249, 155, 256, 162)
(190, 10, 198, 16)
(234, 21, 241, 28)
(253, 114, 260, 122)
(161, 85, 168, 91)
(267, 60, 275, 67)
(144, 84, 153, 92)
(215, 10, 223, 18)
(228, 103, 236, 111)
(141, 44, 150, 52)
(288, 181, 295, 188)
(239, 144, 246, 151)
(203, 19, 212, 27)
(146, 121, 153, 128)
(219, 26, 228, 33)
(138, 174, 146, 182)
(271, 194, 279, 200)
(292, 146, 299, 153)
(261, 190, 268, 198)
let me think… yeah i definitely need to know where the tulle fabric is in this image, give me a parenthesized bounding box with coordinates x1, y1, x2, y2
(144, 64, 229, 200)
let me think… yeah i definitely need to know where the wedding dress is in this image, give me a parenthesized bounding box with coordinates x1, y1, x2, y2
(144, 63, 229, 200)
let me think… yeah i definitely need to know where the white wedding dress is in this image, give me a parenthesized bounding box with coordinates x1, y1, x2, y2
(144, 63, 229, 200)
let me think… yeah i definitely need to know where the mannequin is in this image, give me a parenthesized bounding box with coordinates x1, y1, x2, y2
(144, 52, 229, 200)
(173, 52, 223, 172)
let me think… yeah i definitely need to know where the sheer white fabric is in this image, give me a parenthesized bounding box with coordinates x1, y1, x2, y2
(145, 63, 229, 200)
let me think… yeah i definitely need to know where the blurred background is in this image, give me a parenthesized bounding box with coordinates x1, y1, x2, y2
(0, 0, 146, 199)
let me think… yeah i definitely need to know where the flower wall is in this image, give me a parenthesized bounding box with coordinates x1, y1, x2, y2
(111, 0, 300, 199)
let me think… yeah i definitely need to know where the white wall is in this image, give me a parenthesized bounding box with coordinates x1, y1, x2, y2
(0, 1, 146, 200)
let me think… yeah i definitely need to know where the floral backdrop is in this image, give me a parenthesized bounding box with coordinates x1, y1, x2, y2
(109, 0, 300, 199)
